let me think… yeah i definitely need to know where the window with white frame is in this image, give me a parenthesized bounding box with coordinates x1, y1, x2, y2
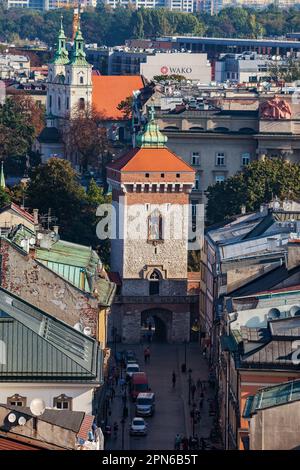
(7, 394, 27, 407)
(215, 152, 225, 166)
(241, 152, 251, 166)
(53, 394, 72, 410)
(215, 175, 225, 184)
(191, 152, 200, 166)
(193, 173, 200, 191)
(191, 201, 198, 217)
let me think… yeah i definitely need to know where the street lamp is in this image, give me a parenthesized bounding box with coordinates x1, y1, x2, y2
(188, 368, 192, 406)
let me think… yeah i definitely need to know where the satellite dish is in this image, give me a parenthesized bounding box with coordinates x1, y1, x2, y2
(18, 416, 26, 426)
(290, 305, 300, 316)
(20, 239, 27, 247)
(30, 398, 45, 417)
(8, 413, 17, 423)
(74, 322, 83, 332)
(83, 326, 92, 336)
(29, 237, 36, 246)
(267, 308, 281, 320)
(37, 233, 43, 240)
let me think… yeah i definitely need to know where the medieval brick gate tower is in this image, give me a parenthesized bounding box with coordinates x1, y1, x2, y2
(107, 110, 196, 343)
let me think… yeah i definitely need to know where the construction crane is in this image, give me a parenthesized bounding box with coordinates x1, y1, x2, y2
(55, 1, 83, 41)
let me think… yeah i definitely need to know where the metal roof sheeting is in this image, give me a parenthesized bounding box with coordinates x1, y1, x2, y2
(0, 288, 100, 381)
(243, 380, 300, 418)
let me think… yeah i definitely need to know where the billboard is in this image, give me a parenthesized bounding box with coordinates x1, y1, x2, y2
(140, 53, 211, 83)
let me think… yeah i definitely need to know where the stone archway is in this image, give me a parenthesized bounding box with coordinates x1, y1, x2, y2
(141, 308, 172, 343)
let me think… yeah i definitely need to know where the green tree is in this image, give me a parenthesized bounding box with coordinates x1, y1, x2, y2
(0, 97, 35, 162)
(206, 159, 300, 225)
(26, 158, 86, 240)
(153, 74, 186, 83)
(0, 187, 11, 207)
(85, 178, 112, 267)
(117, 96, 133, 120)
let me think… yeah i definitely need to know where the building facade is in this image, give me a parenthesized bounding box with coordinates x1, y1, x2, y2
(107, 111, 199, 343)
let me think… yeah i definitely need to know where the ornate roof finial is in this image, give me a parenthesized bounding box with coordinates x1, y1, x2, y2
(52, 14, 69, 65)
(0, 161, 6, 189)
(149, 105, 155, 122)
(136, 106, 168, 149)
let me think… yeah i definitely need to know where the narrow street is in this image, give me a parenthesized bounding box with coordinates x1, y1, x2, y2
(105, 343, 219, 450)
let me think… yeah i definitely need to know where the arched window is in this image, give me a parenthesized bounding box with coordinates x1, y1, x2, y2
(79, 97, 85, 110)
(58, 96, 61, 111)
(80, 76, 84, 84)
(49, 95, 52, 109)
(149, 270, 161, 296)
(148, 209, 163, 241)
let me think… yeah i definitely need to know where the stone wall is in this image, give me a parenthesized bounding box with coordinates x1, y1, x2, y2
(0, 240, 99, 337)
(110, 302, 191, 344)
(122, 279, 187, 296)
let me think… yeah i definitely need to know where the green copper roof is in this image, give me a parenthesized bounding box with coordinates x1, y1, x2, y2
(0, 161, 5, 189)
(52, 15, 69, 65)
(136, 106, 168, 148)
(243, 379, 300, 418)
(0, 287, 101, 381)
(69, 17, 89, 66)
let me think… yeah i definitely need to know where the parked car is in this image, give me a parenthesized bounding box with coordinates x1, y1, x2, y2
(130, 372, 150, 401)
(125, 350, 137, 364)
(126, 363, 140, 378)
(136, 392, 155, 417)
(130, 417, 147, 436)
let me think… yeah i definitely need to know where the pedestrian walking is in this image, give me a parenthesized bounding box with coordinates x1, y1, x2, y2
(174, 434, 181, 450)
(144, 346, 150, 364)
(202, 346, 207, 358)
(181, 436, 189, 451)
(191, 383, 196, 401)
(172, 371, 176, 389)
(196, 378, 202, 391)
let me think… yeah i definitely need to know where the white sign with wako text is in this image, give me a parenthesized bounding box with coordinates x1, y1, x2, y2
(140, 52, 211, 83)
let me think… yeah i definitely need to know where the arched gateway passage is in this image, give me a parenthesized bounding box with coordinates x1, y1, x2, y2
(141, 308, 172, 343)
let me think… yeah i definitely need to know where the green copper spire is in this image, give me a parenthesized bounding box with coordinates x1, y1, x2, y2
(52, 15, 69, 65)
(136, 106, 168, 148)
(70, 14, 89, 66)
(0, 161, 5, 189)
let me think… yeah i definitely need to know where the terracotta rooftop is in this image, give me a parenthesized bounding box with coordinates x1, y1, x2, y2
(107, 147, 195, 173)
(92, 75, 144, 120)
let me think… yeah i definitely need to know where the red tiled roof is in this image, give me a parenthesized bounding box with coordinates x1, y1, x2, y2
(11, 203, 35, 223)
(0, 203, 35, 224)
(107, 147, 195, 173)
(0, 436, 40, 451)
(107, 271, 122, 286)
(92, 75, 144, 120)
(77, 415, 94, 441)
